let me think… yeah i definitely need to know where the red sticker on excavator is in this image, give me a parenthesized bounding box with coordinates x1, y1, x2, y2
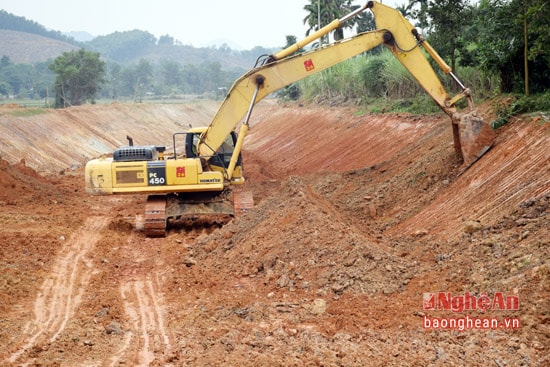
(304, 59, 315, 71)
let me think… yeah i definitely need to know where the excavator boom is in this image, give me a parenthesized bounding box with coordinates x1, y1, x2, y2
(198, 0, 495, 171)
(198, 31, 386, 157)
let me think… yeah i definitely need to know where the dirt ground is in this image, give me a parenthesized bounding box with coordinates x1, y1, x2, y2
(0, 100, 548, 366)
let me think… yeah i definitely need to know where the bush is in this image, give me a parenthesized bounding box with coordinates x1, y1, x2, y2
(294, 49, 508, 115)
(491, 91, 550, 128)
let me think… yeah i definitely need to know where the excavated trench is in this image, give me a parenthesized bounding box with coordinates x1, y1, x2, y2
(0, 101, 548, 366)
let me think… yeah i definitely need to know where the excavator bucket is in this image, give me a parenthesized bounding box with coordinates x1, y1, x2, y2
(453, 111, 496, 171)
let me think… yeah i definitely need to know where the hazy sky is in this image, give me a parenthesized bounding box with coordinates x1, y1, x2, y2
(0, 0, 401, 50)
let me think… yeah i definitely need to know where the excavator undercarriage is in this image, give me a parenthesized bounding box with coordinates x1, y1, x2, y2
(144, 190, 253, 237)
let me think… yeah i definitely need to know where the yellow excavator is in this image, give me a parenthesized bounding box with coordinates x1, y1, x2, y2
(85, 1, 496, 236)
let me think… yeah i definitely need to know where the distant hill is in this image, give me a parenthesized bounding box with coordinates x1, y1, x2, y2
(83, 30, 271, 69)
(0, 9, 274, 70)
(0, 9, 80, 45)
(64, 31, 95, 43)
(0, 30, 79, 63)
(0, 9, 82, 63)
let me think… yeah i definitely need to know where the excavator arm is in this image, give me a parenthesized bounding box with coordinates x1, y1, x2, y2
(198, 0, 495, 174)
(367, 2, 495, 168)
(200, 29, 387, 179)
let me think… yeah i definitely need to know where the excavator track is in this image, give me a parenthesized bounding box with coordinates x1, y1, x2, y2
(143, 191, 251, 237)
(144, 195, 168, 237)
(233, 190, 254, 216)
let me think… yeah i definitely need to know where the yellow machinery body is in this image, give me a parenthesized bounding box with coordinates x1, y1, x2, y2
(85, 127, 244, 196)
(85, 156, 225, 196)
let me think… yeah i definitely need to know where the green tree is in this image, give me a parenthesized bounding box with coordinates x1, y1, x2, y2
(403, 0, 430, 30)
(405, 0, 471, 74)
(0, 55, 11, 68)
(355, 7, 376, 33)
(199, 61, 224, 93)
(157, 60, 182, 95)
(427, 0, 470, 74)
(182, 64, 201, 94)
(465, 0, 549, 94)
(277, 35, 302, 101)
(519, 0, 550, 95)
(49, 49, 106, 107)
(133, 59, 154, 101)
(105, 62, 123, 99)
(2, 63, 37, 97)
(31, 61, 56, 99)
(0, 81, 10, 96)
(525, 0, 550, 67)
(0, 57, 54, 99)
(158, 34, 174, 46)
(119, 66, 138, 97)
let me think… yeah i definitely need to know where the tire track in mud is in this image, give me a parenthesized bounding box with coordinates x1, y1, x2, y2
(5, 216, 109, 365)
(109, 276, 173, 366)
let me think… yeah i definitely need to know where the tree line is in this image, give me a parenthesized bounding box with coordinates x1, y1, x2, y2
(1, 0, 548, 107)
(0, 10, 82, 46)
(0, 54, 244, 105)
(0, 10, 269, 104)
(296, 0, 548, 97)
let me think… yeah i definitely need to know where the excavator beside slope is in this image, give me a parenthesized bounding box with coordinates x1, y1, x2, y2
(85, 1, 496, 237)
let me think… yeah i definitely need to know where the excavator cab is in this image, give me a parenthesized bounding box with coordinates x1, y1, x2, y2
(182, 128, 244, 183)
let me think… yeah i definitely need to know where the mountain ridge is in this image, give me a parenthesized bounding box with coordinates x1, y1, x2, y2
(0, 10, 272, 69)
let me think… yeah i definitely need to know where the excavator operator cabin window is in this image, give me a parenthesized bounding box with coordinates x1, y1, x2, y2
(184, 131, 240, 169)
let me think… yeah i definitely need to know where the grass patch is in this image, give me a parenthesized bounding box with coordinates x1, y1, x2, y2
(10, 108, 47, 117)
(491, 91, 550, 128)
(353, 109, 367, 117)
(358, 95, 443, 115)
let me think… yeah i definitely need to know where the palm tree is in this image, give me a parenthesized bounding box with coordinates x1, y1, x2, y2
(302, 0, 356, 45)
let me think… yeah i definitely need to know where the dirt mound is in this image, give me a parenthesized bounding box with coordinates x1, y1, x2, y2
(247, 104, 549, 242)
(193, 175, 415, 296)
(0, 158, 56, 204)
